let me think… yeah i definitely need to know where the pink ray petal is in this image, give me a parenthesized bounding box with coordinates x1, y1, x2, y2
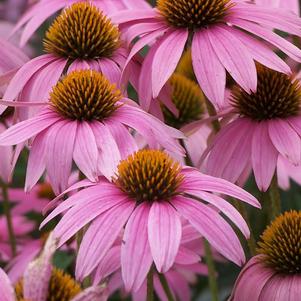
(121, 203, 153, 292)
(180, 168, 260, 208)
(192, 29, 226, 108)
(207, 25, 257, 93)
(76, 200, 134, 280)
(148, 202, 182, 273)
(25, 130, 47, 191)
(53, 193, 128, 248)
(268, 119, 301, 164)
(290, 275, 301, 301)
(172, 196, 245, 265)
(0, 109, 58, 145)
(252, 121, 278, 191)
(23, 233, 57, 301)
(175, 246, 200, 265)
(90, 121, 121, 180)
(45, 120, 77, 194)
(71, 286, 109, 301)
(151, 29, 188, 98)
(73, 121, 98, 182)
(0, 268, 15, 301)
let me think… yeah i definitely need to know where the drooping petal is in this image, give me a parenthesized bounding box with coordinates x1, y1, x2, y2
(76, 200, 134, 280)
(252, 121, 278, 191)
(0, 268, 15, 301)
(45, 120, 77, 194)
(25, 130, 47, 191)
(192, 29, 226, 108)
(151, 29, 188, 98)
(23, 233, 57, 301)
(121, 203, 153, 292)
(172, 196, 245, 266)
(148, 202, 182, 273)
(268, 119, 301, 165)
(0, 109, 59, 146)
(207, 25, 257, 93)
(73, 121, 98, 182)
(71, 286, 109, 301)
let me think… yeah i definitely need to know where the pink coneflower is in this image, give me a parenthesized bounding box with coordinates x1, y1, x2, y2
(41, 149, 260, 292)
(230, 210, 301, 301)
(111, 0, 301, 109)
(2, 3, 133, 116)
(0, 234, 109, 301)
(0, 70, 184, 194)
(93, 222, 215, 301)
(13, 0, 150, 46)
(203, 66, 301, 191)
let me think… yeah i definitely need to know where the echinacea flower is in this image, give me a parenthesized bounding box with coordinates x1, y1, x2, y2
(2, 3, 133, 116)
(13, 0, 150, 46)
(112, 0, 301, 109)
(0, 234, 108, 301)
(204, 65, 301, 191)
(41, 149, 260, 292)
(0, 70, 184, 194)
(93, 222, 214, 301)
(230, 210, 301, 301)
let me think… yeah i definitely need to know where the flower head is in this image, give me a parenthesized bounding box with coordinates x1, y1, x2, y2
(112, 0, 301, 109)
(230, 211, 301, 301)
(0, 70, 184, 194)
(1, 3, 132, 117)
(41, 149, 260, 292)
(204, 66, 301, 191)
(0, 234, 108, 301)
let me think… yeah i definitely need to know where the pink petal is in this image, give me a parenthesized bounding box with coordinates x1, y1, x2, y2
(181, 168, 260, 208)
(268, 119, 301, 164)
(207, 25, 257, 93)
(110, 9, 157, 24)
(76, 200, 134, 280)
(0, 268, 15, 301)
(53, 191, 127, 248)
(71, 286, 109, 301)
(23, 234, 57, 301)
(188, 191, 249, 238)
(25, 130, 47, 191)
(252, 121, 278, 191)
(172, 196, 245, 266)
(73, 121, 98, 182)
(148, 202, 182, 273)
(192, 29, 226, 108)
(45, 120, 77, 194)
(151, 29, 188, 98)
(121, 203, 153, 292)
(0, 109, 59, 145)
(90, 121, 121, 180)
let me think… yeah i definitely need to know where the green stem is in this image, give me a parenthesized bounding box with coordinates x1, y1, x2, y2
(268, 174, 281, 220)
(158, 273, 175, 301)
(147, 267, 154, 301)
(1, 182, 16, 256)
(233, 199, 257, 256)
(204, 239, 219, 301)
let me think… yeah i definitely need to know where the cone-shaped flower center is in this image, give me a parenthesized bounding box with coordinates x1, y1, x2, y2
(115, 150, 184, 202)
(257, 211, 301, 274)
(157, 0, 232, 29)
(44, 3, 120, 59)
(15, 268, 82, 301)
(50, 70, 121, 121)
(163, 73, 204, 128)
(231, 67, 301, 121)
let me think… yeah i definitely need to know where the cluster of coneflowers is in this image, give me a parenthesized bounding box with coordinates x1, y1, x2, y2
(0, 0, 301, 300)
